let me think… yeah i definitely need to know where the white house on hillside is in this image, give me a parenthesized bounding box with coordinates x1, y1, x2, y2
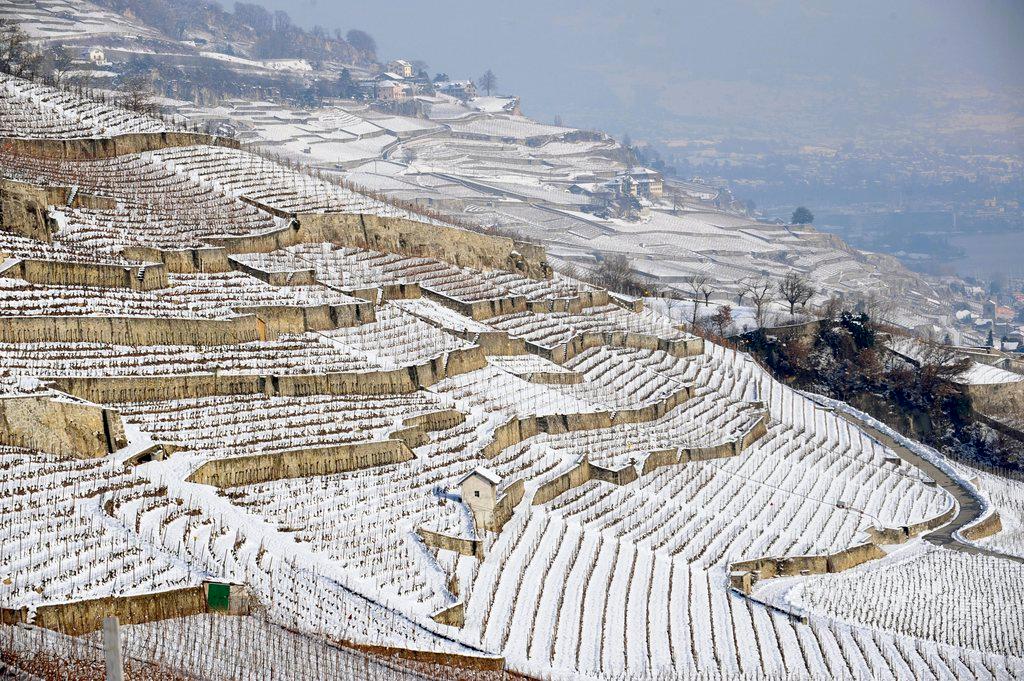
(387, 59, 414, 78)
(458, 466, 502, 531)
(86, 47, 108, 66)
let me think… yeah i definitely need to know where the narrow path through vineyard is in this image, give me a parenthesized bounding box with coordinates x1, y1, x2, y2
(835, 409, 1024, 565)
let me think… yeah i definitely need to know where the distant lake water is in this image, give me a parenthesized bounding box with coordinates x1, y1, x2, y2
(945, 232, 1024, 280)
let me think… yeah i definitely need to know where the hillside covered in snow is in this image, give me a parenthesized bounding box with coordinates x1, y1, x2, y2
(1, 69, 1023, 681)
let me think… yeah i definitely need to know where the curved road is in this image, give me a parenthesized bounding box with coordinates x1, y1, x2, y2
(835, 409, 1024, 565)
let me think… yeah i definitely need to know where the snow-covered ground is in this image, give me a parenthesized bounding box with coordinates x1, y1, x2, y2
(1, 71, 1023, 679)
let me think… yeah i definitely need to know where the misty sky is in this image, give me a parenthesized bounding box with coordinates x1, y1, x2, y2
(248, 0, 1024, 144)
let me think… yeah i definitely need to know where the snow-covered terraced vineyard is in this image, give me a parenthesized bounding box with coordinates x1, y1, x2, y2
(0, 74, 168, 138)
(794, 546, 1024, 659)
(1, 73, 1023, 679)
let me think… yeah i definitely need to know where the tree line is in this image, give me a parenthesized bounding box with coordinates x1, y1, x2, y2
(87, 0, 377, 65)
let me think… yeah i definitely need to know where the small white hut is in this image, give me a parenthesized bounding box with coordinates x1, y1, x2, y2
(458, 466, 502, 531)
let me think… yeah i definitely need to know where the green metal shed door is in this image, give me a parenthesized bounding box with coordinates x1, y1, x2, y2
(207, 583, 231, 611)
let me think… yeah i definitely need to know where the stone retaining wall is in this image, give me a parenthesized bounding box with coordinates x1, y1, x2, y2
(490, 479, 525, 532)
(1, 178, 56, 241)
(640, 449, 680, 475)
(430, 602, 465, 628)
(481, 385, 697, 462)
(524, 370, 582, 385)
(12, 258, 168, 290)
(729, 541, 884, 593)
(416, 528, 484, 560)
(208, 211, 550, 280)
(533, 458, 593, 506)
(122, 245, 231, 274)
(905, 504, 957, 537)
(237, 301, 373, 337)
(679, 441, 740, 463)
(50, 373, 266, 403)
(47, 347, 487, 403)
(589, 462, 639, 486)
(730, 502, 957, 595)
(33, 588, 207, 636)
(530, 411, 768, 507)
(961, 510, 1003, 541)
(422, 289, 526, 321)
(963, 381, 1024, 422)
(2, 582, 252, 636)
(335, 639, 505, 672)
(0, 314, 263, 346)
(533, 330, 704, 365)
(0, 132, 239, 160)
(527, 289, 609, 315)
(392, 410, 466, 449)
(466, 331, 528, 357)
(188, 440, 413, 488)
(0, 394, 126, 459)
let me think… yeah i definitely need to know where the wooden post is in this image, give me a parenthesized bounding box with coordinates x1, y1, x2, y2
(102, 616, 123, 681)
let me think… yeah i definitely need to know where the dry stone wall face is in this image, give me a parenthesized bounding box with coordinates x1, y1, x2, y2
(962, 511, 1003, 541)
(14, 259, 168, 290)
(965, 381, 1024, 420)
(187, 440, 414, 488)
(0, 315, 263, 345)
(46, 347, 488, 404)
(430, 602, 465, 628)
(212, 211, 550, 279)
(0, 395, 125, 458)
(122, 246, 232, 274)
(0, 179, 56, 242)
(490, 479, 525, 531)
(0, 133, 239, 161)
(32, 587, 209, 636)
(417, 528, 484, 560)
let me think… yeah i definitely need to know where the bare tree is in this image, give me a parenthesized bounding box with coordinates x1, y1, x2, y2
(858, 291, 896, 325)
(710, 304, 733, 337)
(595, 253, 639, 294)
(686, 274, 714, 330)
(0, 19, 41, 78)
(916, 341, 973, 387)
(740, 277, 775, 327)
(120, 75, 158, 115)
(778, 271, 814, 317)
(478, 69, 497, 96)
(818, 295, 843, 320)
(665, 295, 687, 325)
(46, 46, 74, 86)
